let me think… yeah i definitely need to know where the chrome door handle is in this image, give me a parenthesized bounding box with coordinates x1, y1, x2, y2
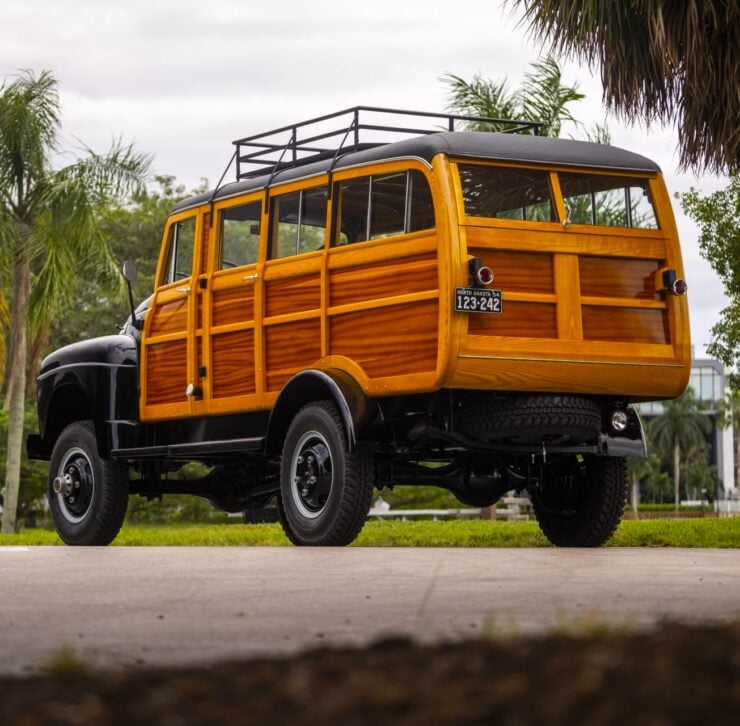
(242, 273, 259, 282)
(176, 286, 191, 294)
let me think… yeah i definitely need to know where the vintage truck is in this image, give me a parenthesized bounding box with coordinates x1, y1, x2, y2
(27, 107, 690, 547)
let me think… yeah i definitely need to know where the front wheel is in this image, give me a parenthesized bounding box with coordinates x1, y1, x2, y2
(278, 402, 374, 546)
(48, 421, 128, 546)
(531, 456, 628, 547)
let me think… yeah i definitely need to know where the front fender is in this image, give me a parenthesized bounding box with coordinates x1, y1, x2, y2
(35, 335, 139, 457)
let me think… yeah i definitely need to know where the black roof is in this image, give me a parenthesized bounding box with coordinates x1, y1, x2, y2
(172, 131, 661, 214)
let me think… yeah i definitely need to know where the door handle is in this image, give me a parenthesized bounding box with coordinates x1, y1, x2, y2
(176, 286, 191, 294)
(242, 273, 259, 282)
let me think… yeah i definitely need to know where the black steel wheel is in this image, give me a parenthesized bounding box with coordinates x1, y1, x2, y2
(278, 402, 374, 546)
(48, 421, 128, 546)
(530, 455, 628, 547)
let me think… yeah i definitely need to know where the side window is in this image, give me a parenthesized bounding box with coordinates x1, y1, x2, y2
(161, 216, 196, 284)
(458, 165, 556, 222)
(558, 173, 659, 229)
(335, 170, 434, 245)
(219, 201, 261, 269)
(270, 186, 328, 259)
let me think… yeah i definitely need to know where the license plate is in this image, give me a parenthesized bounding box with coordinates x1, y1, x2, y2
(454, 287, 503, 314)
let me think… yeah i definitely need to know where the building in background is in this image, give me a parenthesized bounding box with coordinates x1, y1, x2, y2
(637, 355, 735, 498)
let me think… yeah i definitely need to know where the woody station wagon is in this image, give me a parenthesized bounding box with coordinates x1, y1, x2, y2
(28, 107, 690, 547)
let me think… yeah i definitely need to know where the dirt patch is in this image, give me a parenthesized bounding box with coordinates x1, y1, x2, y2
(2, 623, 737, 725)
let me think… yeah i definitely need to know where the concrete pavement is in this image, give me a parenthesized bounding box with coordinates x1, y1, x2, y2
(0, 546, 738, 674)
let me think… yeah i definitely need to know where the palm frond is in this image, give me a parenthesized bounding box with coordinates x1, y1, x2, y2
(512, 0, 740, 174)
(441, 73, 520, 130)
(519, 54, 585, 136)
(0, 70, 61, 214)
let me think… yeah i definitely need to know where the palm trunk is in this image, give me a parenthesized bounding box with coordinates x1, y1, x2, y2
(26, 324, 49, 399)
(673, 435, 681, 515)
(2, 252, 30, 534)
(630, 475, 639, 518)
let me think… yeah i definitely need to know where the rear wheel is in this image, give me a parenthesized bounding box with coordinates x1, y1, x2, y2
(278, 402, 374, 546)
(531, 455, 628, 547)
(48, 421, 128, 546)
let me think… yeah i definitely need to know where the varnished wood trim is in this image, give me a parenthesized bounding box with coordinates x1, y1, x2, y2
(263, 308, 322, 326)
(465, 226, 668, 258)
(327, 234, 437, 270)
(580, 296, 666, 309)
(554, 254, 583, 340)
(328, 289, 439, 317)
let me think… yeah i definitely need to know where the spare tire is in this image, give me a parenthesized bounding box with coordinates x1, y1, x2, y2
(456, 395, 602, 444)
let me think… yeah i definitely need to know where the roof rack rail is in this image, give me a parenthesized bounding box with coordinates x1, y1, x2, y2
(230, 106, 543, 182)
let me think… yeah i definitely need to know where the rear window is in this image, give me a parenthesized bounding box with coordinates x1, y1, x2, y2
(558, 173, 658, 229)
(458, 164, 659, 229)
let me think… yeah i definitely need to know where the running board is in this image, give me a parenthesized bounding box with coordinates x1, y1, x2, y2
(110, 437, 265, 459)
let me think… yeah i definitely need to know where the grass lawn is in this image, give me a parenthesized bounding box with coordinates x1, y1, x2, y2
(0, 517, 738, 548)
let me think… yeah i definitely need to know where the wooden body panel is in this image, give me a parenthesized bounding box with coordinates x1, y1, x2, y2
(444, 161, 690, 399)
(139, 153, 690, 422)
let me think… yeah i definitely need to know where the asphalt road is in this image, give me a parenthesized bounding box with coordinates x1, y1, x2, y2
(0, 546, 738, 675)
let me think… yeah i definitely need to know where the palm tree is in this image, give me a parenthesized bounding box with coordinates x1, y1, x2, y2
(511, 0, 739, 175)
(0, 70, 149, 533)
(649, 389, 712, 514)
(443, 55, 585, 138)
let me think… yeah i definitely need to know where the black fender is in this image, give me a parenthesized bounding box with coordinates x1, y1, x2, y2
(31, 335, 139, 459)
(265, 369, 379, 455)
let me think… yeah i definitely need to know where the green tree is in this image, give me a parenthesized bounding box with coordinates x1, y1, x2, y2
(0, 70, 149, 533)
(678, 176, 740, 374)
(649, 389, 712, 514)
(511, 0, 739, 174)
(48, 175, 204, 350)
(443, 55, 585, 138)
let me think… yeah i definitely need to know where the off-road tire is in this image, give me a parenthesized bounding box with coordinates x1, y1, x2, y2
(48, 421, 129, 546)
(457, 395, 602, 444)
(278, 401, 374, 546)
(531, 456, 628, 547)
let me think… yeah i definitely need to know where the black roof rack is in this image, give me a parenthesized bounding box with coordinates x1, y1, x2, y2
(228, 106, 543, 182)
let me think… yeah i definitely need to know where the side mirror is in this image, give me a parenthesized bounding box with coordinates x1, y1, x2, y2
(122, 261, 140, 330)
(122, 260, 138, 282)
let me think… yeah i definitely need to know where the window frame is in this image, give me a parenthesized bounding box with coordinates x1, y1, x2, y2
(332, 168, 435, 247)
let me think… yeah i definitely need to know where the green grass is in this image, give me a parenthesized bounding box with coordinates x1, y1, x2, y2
(1, 517, 738, 548)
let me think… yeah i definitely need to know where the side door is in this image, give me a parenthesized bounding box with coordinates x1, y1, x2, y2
(203, 197, 263, 414)
(140, 211, 200, 421)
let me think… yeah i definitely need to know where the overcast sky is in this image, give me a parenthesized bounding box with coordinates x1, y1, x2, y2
(0, 0, 729, 356)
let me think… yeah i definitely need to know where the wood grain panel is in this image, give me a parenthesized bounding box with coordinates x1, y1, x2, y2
(265, 320, 322, 391)
(265, 274, 320, 318)
(145, 340, 187, 405)
(211, 331, 256, 398)
(330, 253, 437, 307)
(468, 301, 557, 339)
(469, 249, 553, 294)
(330, 301, 438, 377)
(582, 306, 669, 344)
(580, 257, 661, 299)
(465, 226, 667, 259)
(212, 286, 255, 328)
(148, 298, 188, 337)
